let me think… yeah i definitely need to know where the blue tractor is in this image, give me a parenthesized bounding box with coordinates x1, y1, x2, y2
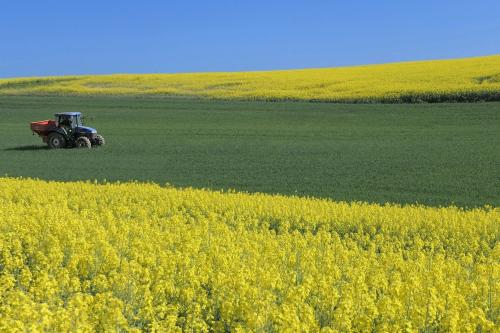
(31, 112, 105, 149)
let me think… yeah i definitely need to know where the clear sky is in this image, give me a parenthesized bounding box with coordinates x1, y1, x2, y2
(1, 0, 499, 78)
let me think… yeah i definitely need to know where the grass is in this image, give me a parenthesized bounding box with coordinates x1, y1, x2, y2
(1, 55, 500, 103)
(0, 96, 498, 207)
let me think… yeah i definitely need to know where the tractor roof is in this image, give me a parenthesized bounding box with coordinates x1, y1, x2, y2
(55, 112, 81, 116)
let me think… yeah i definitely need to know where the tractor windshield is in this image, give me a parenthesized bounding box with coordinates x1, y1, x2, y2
(74, 115, 83, 126)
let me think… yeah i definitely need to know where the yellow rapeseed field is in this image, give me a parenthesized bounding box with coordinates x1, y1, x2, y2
(0, 178, 498, 331)
(0, 55, 499, 102)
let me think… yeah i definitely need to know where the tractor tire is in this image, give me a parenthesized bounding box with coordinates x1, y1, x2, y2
(75, 137, 92, 149)
(48, 133, 66, 149)
(93, 134, 105, 146)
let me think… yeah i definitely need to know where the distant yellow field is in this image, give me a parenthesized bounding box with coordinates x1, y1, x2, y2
(1, 55, 499, 102)
(0, 178, 498, 331)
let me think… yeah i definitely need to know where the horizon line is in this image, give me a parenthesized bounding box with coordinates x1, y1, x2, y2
(1, 53, 499, 80)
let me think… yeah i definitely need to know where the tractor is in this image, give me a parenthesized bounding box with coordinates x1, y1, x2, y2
(30, 112, 105, 149)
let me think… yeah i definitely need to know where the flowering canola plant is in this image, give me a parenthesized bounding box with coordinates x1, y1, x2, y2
(0, 178, 498, 332)
(0, 55, 499, 103)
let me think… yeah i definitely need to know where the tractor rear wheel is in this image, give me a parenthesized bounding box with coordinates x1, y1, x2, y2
(93, 134, 105, 146)
(76, 137, 92, 149)
(48, 133, 66, 149)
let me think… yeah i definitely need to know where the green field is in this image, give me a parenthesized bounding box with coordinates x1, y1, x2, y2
(0, 96, 498, 207)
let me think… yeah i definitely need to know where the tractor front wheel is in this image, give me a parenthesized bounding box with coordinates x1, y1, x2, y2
(93, 134, 105, 146)
(48, 133, 66, 149)
(76, 137, 92, 149)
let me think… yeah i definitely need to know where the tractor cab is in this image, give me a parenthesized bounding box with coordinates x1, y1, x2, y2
(55, 112, 97, 137)
(55, 112, 82, 129)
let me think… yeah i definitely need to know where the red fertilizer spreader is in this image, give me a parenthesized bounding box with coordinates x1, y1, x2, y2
(30, 120, 58, 142)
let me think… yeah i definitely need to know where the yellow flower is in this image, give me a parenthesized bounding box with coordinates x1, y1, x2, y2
(0, 178, 498, 331)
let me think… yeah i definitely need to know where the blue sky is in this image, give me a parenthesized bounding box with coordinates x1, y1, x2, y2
(1, 0, 499, 78)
